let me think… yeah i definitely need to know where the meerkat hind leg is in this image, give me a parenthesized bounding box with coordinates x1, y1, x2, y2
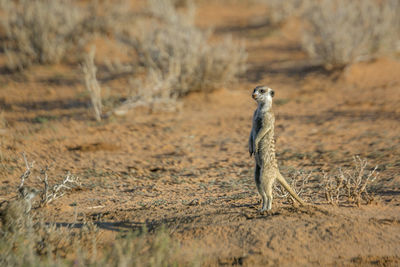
(257, 166, 274, 212)
(255, 164, 268, 212)
(263, 168, 274, 211)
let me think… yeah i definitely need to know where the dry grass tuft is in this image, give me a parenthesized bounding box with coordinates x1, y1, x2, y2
(321, 156, 379, 206)
(0, 217, 185, 266)
(82, 47, 103, 121)
(301, 0, 400, 69)
(102, 226, 182, 266)
(0, 216, 100, 266)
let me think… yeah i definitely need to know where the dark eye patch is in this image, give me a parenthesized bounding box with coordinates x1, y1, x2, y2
(260, 89, 265, 93)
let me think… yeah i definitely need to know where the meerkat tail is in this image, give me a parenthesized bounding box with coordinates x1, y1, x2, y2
(276, 172, 306, 206)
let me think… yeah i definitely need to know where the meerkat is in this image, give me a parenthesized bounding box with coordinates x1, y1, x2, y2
(1, 186, 39, 232)
(249, 85, 305, 212)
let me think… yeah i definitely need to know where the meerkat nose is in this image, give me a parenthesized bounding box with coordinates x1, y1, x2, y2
(252, 93, 257, 99)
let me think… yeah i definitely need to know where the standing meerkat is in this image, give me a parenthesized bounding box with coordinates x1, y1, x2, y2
(1, 186, 39, 232)
(249, 85, 305, 212)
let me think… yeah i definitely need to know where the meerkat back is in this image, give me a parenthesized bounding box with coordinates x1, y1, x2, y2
(1, 187, 39, 232)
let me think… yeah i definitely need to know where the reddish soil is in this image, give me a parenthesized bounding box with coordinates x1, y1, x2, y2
(1, 1, 400, 266)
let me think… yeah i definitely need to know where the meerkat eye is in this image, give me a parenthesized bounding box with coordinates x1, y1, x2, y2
(260, 89, 265, 94)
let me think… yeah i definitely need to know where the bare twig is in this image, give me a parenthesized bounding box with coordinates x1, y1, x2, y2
(274, 170, 312, 204)
(38, 169, 81, 207)
(18, 152, 34, 189)
(321, 156, 379, 206)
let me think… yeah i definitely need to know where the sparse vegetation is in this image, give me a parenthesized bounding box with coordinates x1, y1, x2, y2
(0, 156, 187, 266)
(321, 157, 379, 206)
(0, 218, 183, 266)
(101, 227, 182, 267)
(301, 0, 400, 69)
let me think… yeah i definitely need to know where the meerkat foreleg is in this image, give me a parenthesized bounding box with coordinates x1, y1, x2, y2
(249, 133, 254, 156)
(254, 125, 271, 153)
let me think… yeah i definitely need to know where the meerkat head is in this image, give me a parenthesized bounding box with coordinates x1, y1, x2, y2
(252, 85, 274, 109)
(18, 186, 40, 201)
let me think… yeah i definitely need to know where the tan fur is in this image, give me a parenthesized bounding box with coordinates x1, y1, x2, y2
(1, 186, 39, 232)
(249, 86, 305, 212)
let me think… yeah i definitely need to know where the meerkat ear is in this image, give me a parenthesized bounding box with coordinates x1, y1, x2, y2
(270, 90, 275, 97)
(18, 186, 27, 196)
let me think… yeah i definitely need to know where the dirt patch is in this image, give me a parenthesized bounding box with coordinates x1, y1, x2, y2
(67, 142, 120, 152)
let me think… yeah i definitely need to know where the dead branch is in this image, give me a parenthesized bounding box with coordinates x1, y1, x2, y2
(38, 169, 81, 207)
(321, 156, 379, 206)
(18, 152, 34, 189)
(82, 46, 102, 121)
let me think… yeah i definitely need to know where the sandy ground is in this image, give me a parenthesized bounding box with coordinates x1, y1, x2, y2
(1, 1, 400, 266)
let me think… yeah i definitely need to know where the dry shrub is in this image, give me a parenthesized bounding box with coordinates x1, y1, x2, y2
(120, 0, 247, 109)
(82, 47, 103, 121)
(321, 157, 379, 206)
(12, 153, 81, 208)
(38, 169, 81, 207)
(274, 169, 313, 204)
(0, 0, 87, 71)
(0, 0, 131, 71)
(302, 0, 400, 69)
